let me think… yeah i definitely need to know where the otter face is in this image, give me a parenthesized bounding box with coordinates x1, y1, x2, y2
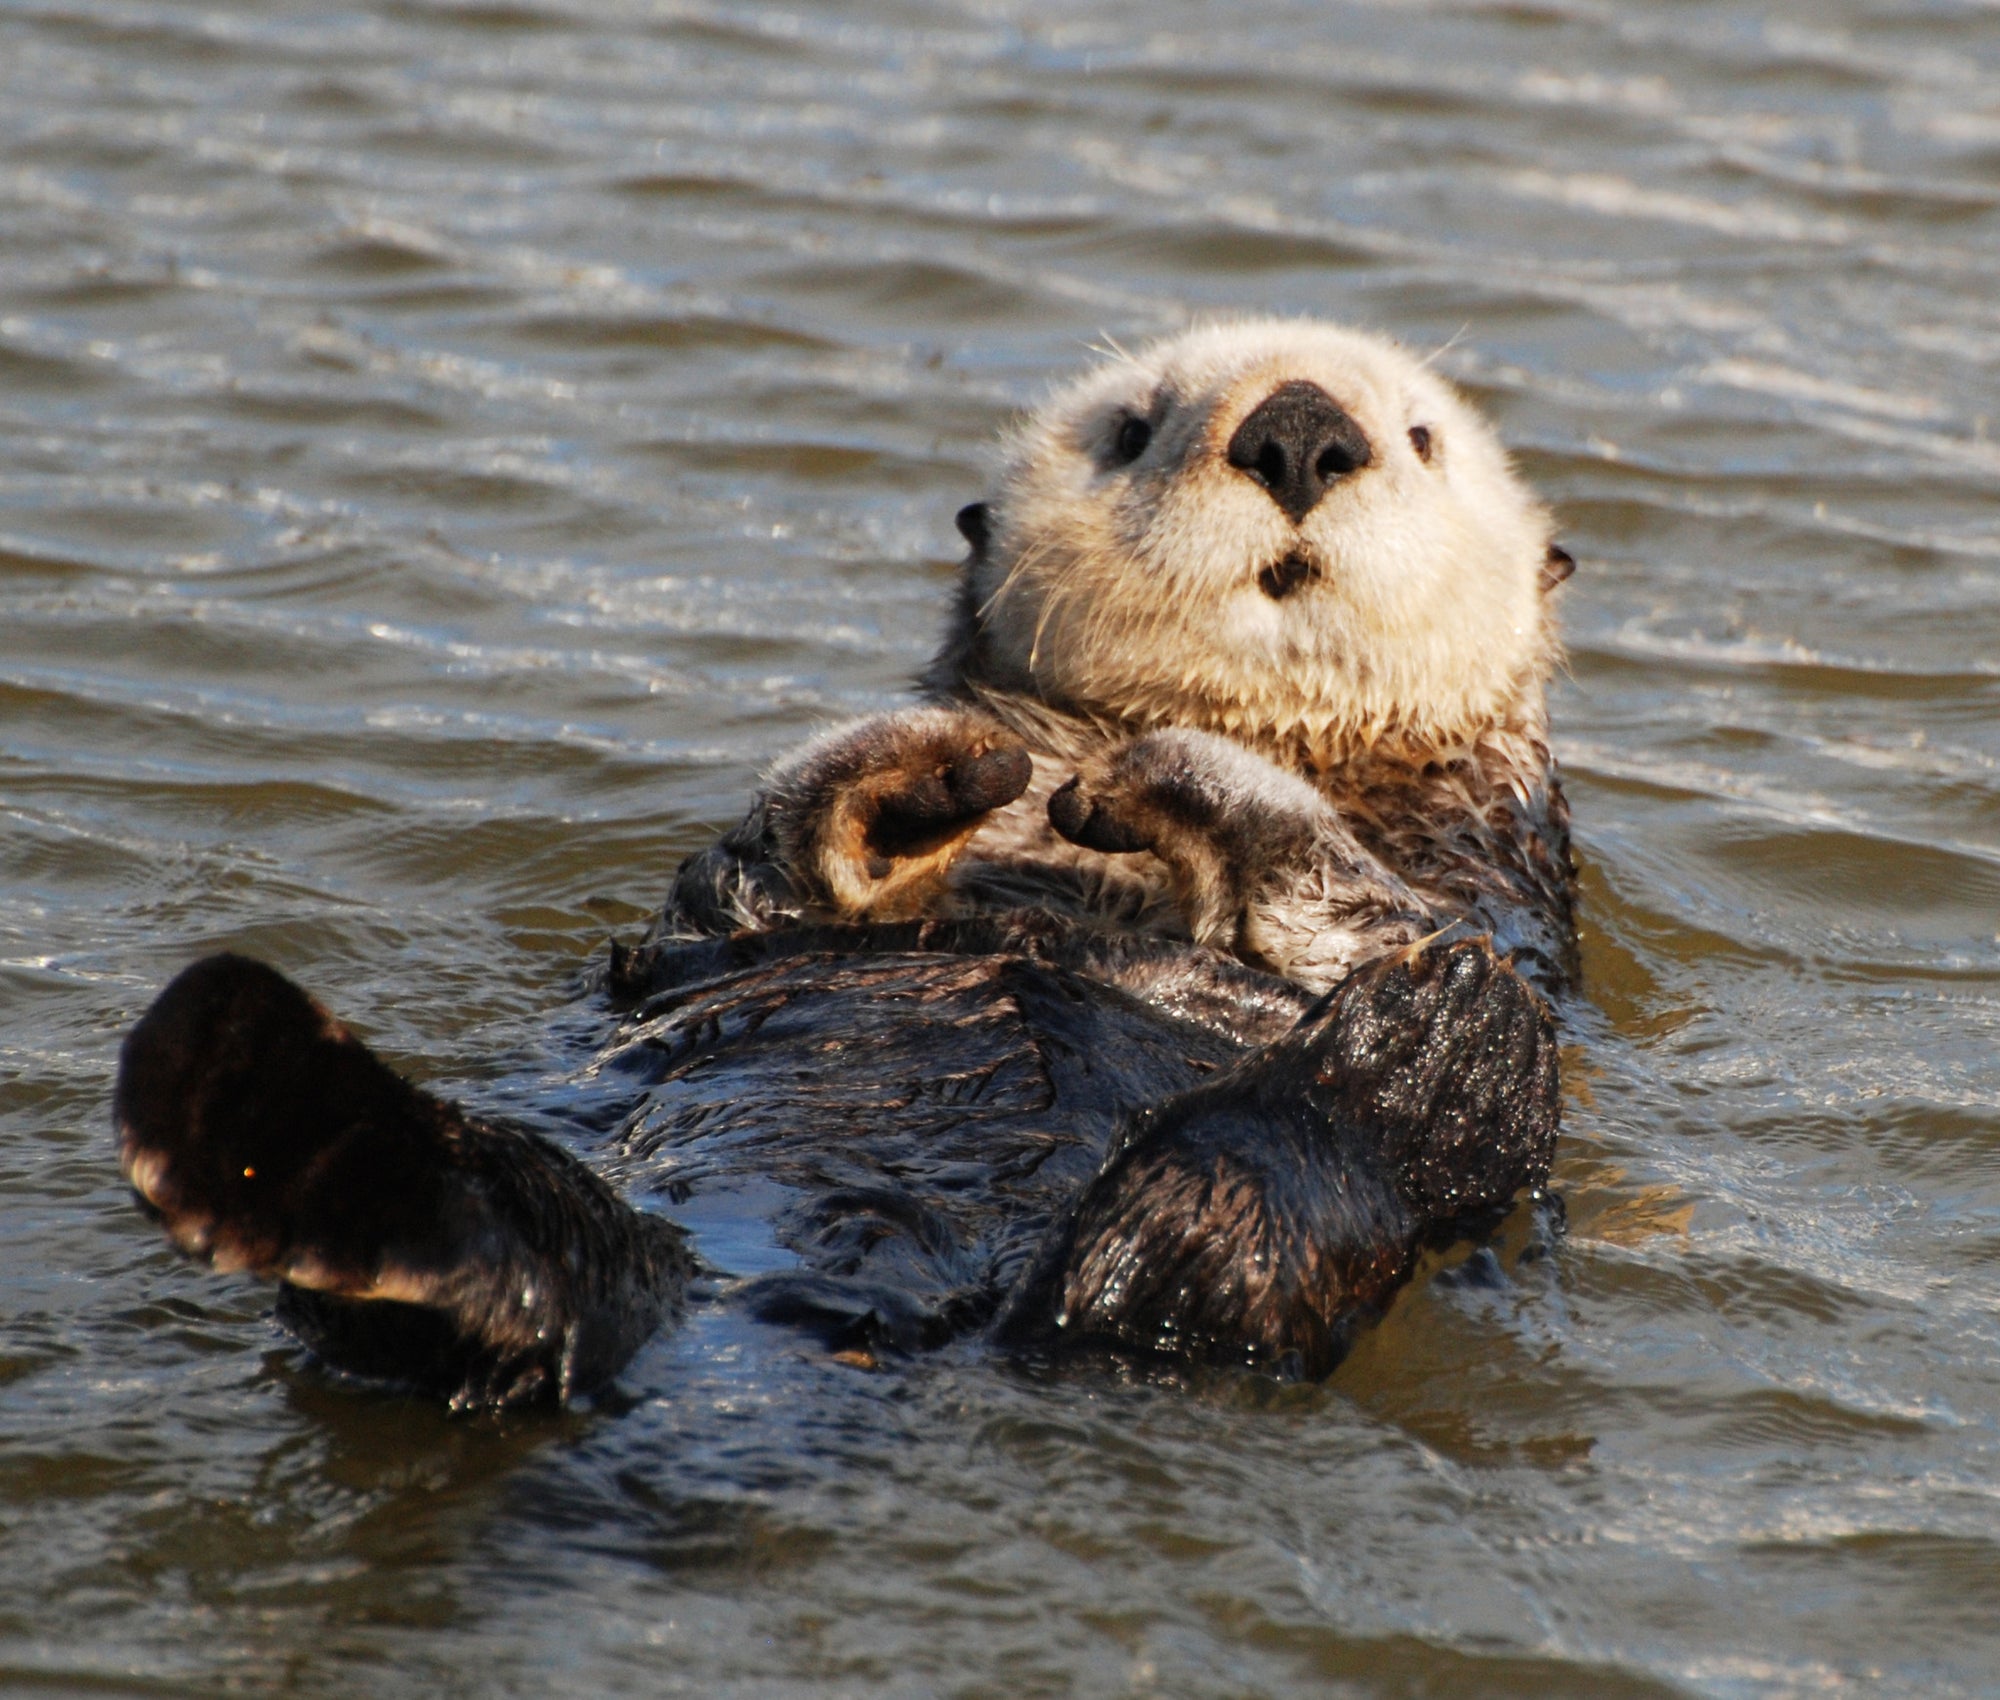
(964, 319, 1561, 759)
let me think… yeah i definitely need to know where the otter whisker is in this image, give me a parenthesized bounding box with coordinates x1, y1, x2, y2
(1397, 919, 1478, 966)
(976, 532, 1061, 635)
(1417, 322, 1471, 370)
(1029, 560, 1099, 676)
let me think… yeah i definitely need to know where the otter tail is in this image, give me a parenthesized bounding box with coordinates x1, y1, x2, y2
(999, 935, 1560, 1379)
(115, 954, 689, 1409)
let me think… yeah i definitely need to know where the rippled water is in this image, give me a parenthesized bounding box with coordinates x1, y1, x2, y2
(6, 1, 2000, 1694)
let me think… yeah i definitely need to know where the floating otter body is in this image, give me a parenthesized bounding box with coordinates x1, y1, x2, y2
(117, 320, 1576, 1408)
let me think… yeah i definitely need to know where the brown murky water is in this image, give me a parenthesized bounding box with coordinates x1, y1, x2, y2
(6, 2, 2000, 1694)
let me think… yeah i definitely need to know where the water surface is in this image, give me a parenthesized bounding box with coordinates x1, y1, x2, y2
(5, 1, 2000, 1694)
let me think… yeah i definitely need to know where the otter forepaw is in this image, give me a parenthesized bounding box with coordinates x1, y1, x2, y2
(1045, 768, 1155, 855)
(1048, 729, 1433, 984)
(864, 736, 1035, 863)
(773, 710, 1032, 920)
(1048, 733, 1198, 858)
(1048, 730, 1320, 943)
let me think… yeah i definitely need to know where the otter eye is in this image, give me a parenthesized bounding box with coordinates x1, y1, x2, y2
(1408, 424, 1434, 463)
(1113, 414, 1152, 464)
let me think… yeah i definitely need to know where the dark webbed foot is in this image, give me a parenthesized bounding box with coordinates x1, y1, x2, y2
(116, 954, 690, 1408)
(1003, 935, 1559, 1378)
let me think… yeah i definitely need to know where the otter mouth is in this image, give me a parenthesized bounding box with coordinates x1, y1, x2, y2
(1256, 552, 1317, 601)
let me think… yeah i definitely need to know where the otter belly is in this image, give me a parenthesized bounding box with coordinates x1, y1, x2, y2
(117, 912, 1559, 1406)
(600, 928, 1251, 1354)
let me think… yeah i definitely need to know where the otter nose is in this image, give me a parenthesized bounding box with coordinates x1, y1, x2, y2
(1225, 381, 1373, 522)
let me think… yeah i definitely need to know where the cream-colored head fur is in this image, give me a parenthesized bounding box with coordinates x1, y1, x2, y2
(960, 318, 1560, 766)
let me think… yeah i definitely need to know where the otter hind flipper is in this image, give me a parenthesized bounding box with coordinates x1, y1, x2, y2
(1001, 935, 1560, 1379)
(116, 954, 690, 1408)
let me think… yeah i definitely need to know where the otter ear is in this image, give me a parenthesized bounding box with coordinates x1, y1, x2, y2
(1541, 544, 1575, 592)
(955, 502, 992, 554)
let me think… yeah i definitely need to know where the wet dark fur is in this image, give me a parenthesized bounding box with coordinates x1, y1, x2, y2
(118, 914, 1556, 1406)
(1001, 937, 1557, 1377)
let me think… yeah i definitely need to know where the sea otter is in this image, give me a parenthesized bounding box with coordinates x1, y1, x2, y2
(115, 319, 1575, 1409)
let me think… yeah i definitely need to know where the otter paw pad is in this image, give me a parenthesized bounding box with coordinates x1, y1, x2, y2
(864, 739, 1034, 869)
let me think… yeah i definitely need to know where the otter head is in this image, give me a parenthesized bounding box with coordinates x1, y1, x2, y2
(950, 318, 1566, 764)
